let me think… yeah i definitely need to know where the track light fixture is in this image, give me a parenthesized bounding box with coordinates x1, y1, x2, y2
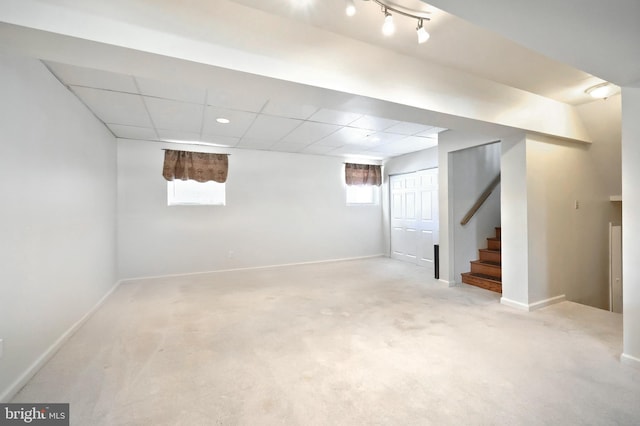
(346, 0, 431, 44)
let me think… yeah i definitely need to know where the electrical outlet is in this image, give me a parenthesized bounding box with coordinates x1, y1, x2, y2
(574, 200, 580, 209)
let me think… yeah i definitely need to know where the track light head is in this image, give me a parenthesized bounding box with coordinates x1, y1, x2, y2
(345, 0, 356, 17)
(416, 19, 430, 43)
(382, 9, 395, 36)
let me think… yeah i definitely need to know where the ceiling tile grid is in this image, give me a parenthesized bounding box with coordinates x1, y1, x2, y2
(47, 61, 443, 160)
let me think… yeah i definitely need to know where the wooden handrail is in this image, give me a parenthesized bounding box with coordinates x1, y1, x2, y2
(460, 173, 501, 225)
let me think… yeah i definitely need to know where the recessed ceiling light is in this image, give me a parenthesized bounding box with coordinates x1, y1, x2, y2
(216, 118, 230, 124)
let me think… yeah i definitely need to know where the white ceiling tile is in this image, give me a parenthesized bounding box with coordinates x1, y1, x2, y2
(308, 108, 363, 126)
(315, 126, 371, 146)
(72, 87, 152, 127)
(243, 115, 303, 141)
(156, 129, 202, 142)
(349, 115, 399, 131)
(371, 136, 438, 154)
(402, 135, 439, 147)
(46, 62, 138, 93)
(369, 144, 409, 154)
(207, 89, 267, 113)
(135, 77, 206, 104)
(144, 97, 204, 133)
(261, 101, 318, 120)
(384, 121, 435, 135)
(326, 146, 362, 155)
(199, 134, 241, 147)
(281, 121, 341, 144)
(416, 127, 448, 137)
(107, 124, 157, 140)
(301, 144, 339, 155)
(202, 107, 257, 138)
(367, 132, 407, 144)
(237, 138, 276, 149)
(324, 147, 387, 159)
(269, 143, 306, 153)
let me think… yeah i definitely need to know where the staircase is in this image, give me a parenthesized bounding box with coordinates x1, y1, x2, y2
(461, 227, 502, 293)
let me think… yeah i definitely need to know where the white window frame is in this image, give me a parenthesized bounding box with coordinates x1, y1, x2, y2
(346, 184, 380, 205)
(167, 179, 226, 206)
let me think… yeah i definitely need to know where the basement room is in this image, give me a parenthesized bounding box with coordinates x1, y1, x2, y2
(1, 0, 639, 424)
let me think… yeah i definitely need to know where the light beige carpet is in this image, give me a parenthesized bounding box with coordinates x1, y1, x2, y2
(12, 258, 640, 425)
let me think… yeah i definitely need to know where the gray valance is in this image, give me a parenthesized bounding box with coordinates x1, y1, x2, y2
(345, 163, 382, 186)
(162, 149, 229, 183)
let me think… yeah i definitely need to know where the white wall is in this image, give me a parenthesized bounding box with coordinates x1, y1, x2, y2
(451, 142, 501, 283)
(437, 130, 506, 284)
(382, 147, 439, 256)
(528, 135, 612, 308)
(501, 134, 611, 309)
(621, 87, 640, 366)
(575, 95, 622, 197)
(500, 135, 529, 305)
(117, 139, 384, 279)
(383, 148, 439, 177)
(0, 55, 117, 401)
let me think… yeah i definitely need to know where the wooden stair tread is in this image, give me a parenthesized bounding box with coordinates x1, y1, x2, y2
(461, 272, 502, 293)
(463, 272, 502, 283)
(470, 260, 500, 267)
(470, 261, 501, 279)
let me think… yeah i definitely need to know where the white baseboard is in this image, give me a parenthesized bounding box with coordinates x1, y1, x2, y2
(501, 294, 566, 312)
(0, 280, 123, 403)
(621, 353, 640, 369)
(529, 295, 567, 311)
(118, 254, 386, 284)
(500, 297, 530, 310)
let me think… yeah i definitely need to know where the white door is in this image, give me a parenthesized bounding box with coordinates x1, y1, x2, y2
(416, 168, 438, 267)
(391, 169, 438, 267)
(390, 173, 418, 263)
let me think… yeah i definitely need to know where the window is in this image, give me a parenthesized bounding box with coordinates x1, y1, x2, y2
(167, 179, 226, 206)
(346, 184, 379, 205)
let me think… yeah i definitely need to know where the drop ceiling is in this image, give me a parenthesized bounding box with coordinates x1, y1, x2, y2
(46, 61, 444, 160)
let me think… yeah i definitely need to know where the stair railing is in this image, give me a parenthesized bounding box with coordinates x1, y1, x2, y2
(460, 173, 501, 225)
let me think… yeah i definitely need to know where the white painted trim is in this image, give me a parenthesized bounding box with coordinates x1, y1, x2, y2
(528, 295, 566, 311)
(118, 255, 386, 284)
(621, 353, 640, 369)
(500, 294, 566, 311)
(0, 280, 123, 403)
(500, 297, 530, 310)
(439, 279, 456, 286)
